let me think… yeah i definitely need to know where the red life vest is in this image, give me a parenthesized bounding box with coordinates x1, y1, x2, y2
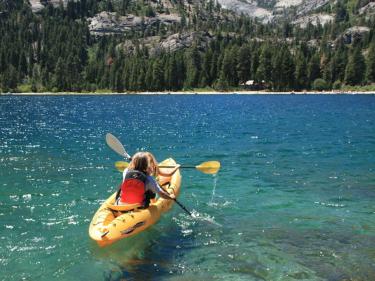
(119, 170, 147, 204)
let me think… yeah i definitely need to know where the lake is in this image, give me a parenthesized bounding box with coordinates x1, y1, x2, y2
(1, 94, 374, 280)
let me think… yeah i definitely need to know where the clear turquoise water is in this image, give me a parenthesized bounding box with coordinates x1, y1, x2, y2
(1, 95, 374, 281)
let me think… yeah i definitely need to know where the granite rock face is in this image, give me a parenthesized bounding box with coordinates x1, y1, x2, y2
(29, 0, 334, 24)
(295, 0, 330, 15)
(87, 11, 180, 35)
(218, 0, 272, 22)
(359, 2, 375, 17)
(341, 26, 371, 44)
(29, 0, 44, 12)
(217, 0, 331, 21)
(29, 0, 74, 12)
(119, 31, 213, 56)
(292, 13, 334, 28)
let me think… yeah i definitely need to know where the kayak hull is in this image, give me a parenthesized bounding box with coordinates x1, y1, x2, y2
(89, 158, 181, 247)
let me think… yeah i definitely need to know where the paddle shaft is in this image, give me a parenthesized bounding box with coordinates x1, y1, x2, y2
(173, 199, 193, 217)
(159, 184, 192, 217)
(159, 165, 195, 169)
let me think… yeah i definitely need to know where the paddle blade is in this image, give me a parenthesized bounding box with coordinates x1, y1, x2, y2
(115, 161, 129, 172)
(195, 161, 221, 174)
(105, 133, 131, 159)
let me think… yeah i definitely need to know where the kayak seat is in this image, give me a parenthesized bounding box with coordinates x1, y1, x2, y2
(106, 202, 141, 212)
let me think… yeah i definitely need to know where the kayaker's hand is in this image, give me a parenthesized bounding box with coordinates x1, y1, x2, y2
(169, 193, 176, 200)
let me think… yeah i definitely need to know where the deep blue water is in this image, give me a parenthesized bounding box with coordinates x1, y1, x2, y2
(1, 94, 375, 281)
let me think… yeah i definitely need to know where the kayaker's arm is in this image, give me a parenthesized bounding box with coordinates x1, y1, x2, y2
(146, 176, 175, 200)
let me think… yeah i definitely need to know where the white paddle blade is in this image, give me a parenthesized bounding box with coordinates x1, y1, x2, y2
(105, 133, 131, 159)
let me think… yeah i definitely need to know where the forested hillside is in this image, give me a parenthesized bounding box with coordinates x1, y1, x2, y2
(0, 0, 374, 92)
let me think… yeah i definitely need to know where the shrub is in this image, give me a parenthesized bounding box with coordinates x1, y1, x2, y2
(333, 80, 342, 90)
(312, 78, 329, 91)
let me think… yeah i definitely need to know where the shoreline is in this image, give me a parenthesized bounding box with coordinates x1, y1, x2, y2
(1, 90, 375, 95)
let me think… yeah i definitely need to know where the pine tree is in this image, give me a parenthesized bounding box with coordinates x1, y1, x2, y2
(3, 65, 18, 92)
(165, 55, 179, 90)
(53, 58, 66, 90)
(307, 53, 321, 87)
(136, 64, 146, 90)
(345, 46, 366, 85)
(218, 46, 239, 87)
(152, 59, 164, 91)
(366, 41, 375, 83)
(237, 45, 252, 84)
(184, 45, 201, 89)
(201, 49, 213, 86)
(256, 45, 272, 84)
(294, 51, 308, 90)
(281, 47, 295, 90)
(145, 61, 153, 90)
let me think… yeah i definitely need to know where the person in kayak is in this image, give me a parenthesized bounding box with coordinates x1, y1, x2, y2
(116, 152, 176, 207)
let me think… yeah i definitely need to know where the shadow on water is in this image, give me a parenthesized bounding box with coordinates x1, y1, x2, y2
(90, 220, 195, 281)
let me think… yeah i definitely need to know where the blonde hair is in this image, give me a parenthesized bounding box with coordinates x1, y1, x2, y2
(128, 152, 159, 176)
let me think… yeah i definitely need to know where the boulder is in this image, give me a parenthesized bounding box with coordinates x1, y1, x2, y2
(342, 26, 371, 44)
(359, 2, 375, 16)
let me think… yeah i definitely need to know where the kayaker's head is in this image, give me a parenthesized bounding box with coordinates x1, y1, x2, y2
(129, 152, 159, 176)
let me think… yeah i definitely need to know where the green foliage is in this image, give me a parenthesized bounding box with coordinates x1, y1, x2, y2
(345, 46, 366, 85)
(333, 80, 342, 89)
(366, 40, 375, 83)
(0, 0, 374, 93)
(312, 78, 330, 91)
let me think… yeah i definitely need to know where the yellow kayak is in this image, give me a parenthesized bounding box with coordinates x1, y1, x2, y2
(89, 158, 181, 247)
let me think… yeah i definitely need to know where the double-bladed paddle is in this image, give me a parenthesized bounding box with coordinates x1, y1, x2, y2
(114, 160, 221, 174)
(105, 133, 215, 217)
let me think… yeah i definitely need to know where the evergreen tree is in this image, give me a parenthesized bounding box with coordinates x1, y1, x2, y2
(345, 46, 366, 85)
(294, 51, 308, 90)
(307, 54, 321, 87)
(256, 45, 272, 84)
(218, 46, 239, 87)
(281, 47, 295, 90)
(330, 41, 348, 84)
(201, 49, 213, 86)
(165, 55, 179, 90)
(184, 45, 201, 89)
(145, 61, 153, 90)
(366, 41, 375, 83)
(152, 59, 164, 91)
(3, 65, 18, 92)
(237, 45, 252, 83)
(53, 58, 66, 90)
